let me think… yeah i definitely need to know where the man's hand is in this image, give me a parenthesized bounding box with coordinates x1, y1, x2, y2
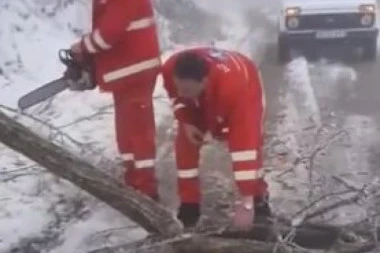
(183, 123, 204, 145)
(230, 196, 254, 231)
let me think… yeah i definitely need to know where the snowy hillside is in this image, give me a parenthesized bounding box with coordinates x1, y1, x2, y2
(2, 0, 380, 252)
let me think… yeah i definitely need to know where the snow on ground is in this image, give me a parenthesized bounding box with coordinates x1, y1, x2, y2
(0, 0, 90, 107)
(285, 57, 321, 127)
(340, 115, 380, 183)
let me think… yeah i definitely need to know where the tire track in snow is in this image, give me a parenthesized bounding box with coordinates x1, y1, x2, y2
(307, 58, 380, 188)
(259, 48, 376, 221)
(262, 56, 325, 217)
(274, 56, 380, 222)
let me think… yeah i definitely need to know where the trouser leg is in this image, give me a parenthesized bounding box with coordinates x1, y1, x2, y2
(127, 98, 157, 198)
(249, 151, 271, 218)
(175, 122, 201, 226)
(113, 92, 135, 184)
(113, 89, 157, 198)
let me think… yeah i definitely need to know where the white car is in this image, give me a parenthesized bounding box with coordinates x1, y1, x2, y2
(277, 0, 378, 63)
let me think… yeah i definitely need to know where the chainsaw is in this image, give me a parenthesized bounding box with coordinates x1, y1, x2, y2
(17, 49, 95, 111)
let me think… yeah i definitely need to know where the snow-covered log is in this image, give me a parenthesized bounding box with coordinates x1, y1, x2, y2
(0, 109, 182, 237)
(89, 222, 375, 253)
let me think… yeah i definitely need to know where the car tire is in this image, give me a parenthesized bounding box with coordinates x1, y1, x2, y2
(362, 38, 377, 61)
(277, 36, 291, 64)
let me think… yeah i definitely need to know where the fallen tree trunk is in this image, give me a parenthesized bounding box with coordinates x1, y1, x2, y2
(87, 219, 358, 252)
(89, 231, 375, 253)
(171, 237, 375, 253)
(0, 110, 182, 237)
(0, 109, 377, 253)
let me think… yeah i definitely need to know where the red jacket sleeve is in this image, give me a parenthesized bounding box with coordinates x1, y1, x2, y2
(223, 67, 265, 197)
(162, 62, 194, 124)
(80, 0, 137, 54)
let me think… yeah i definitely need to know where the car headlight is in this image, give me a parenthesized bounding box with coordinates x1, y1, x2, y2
(285, 6, 301, 29)
(359, 4, 376, 13)
(287, 16, 300, 28)
(361, 13, 374, 26)
(285, 7, 301, 16)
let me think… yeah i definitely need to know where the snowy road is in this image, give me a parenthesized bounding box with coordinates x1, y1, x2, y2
(313, 57, 380, 182)
(253, 14, 380, 221)
(233, 3, 380, 223)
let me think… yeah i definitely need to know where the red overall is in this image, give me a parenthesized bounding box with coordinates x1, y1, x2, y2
(162, 47, 268, 203)
(80, 0, 161, 197)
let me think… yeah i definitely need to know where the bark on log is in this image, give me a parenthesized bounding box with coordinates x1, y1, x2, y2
(219, 221, 342, 248)
(88, 218, 377, 253)
(171, 237, 375, 253)
(87, 207, 380, 253)
(88, 234, 308, 253)
(89, 233, 375, 253)
(0, 110, 182, 237)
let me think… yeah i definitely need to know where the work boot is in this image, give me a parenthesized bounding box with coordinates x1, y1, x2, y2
(254, 195, 272, 219)
(252, 195, 274, 241)
(177, 203, 200, 227)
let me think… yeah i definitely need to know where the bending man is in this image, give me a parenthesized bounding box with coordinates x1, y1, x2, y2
(162, 47, 271, 229)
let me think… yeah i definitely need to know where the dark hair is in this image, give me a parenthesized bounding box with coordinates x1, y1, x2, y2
(173, 52, 209, 81)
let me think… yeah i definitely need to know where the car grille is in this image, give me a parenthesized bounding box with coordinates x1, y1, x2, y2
(297, 13, 366, 29)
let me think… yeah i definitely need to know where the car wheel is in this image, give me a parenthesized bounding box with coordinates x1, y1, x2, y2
(362, 38, 377, 61)
(277, 37, 290, 64)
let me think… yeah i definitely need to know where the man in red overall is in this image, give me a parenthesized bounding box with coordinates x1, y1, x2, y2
(68, 0, 161, 199)
(162, 47, 271, 229)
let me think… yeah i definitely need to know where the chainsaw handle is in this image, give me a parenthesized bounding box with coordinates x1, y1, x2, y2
(58, 48, 94, 85)
(58, 49, 76, 67)
(59, 49, 83, 81)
